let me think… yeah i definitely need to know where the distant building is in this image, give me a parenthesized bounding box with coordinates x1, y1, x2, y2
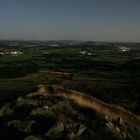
(0, 51, 23, 56)
(119, 47, 131, 52)
(11, 51, 18, 55)
(80, 51, 87, 54)
(80, 51, 93, 56)
(87, 53, 92, 56)
(50, 44, 58, 47)
(0, 52, 4, 55)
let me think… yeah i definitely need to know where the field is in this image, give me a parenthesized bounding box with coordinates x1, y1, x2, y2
(0, 41, 140, 139)
(0, 41, 140, 115)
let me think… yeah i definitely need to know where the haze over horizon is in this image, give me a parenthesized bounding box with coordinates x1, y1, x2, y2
(0, 0, 140, 42)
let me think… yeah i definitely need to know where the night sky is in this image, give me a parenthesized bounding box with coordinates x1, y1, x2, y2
(0, 0, 140, 42)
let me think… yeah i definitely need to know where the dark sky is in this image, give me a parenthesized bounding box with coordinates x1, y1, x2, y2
(0, 0, 140, 42)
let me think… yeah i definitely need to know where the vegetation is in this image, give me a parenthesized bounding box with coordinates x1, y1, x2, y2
(0, 63, 39, 78)
(0, 40, 140, 139)
(0, 91, 139, 140)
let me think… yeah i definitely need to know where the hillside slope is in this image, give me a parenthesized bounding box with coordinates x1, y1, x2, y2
(0, 85, 139, 140)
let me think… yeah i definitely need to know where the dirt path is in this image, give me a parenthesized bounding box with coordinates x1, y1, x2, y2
(28, 85, 140, 126)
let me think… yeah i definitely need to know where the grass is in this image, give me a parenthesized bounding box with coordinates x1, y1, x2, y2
(0, 44, 140, 115)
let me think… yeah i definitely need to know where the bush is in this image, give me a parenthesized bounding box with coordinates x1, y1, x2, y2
(0, 63, 39, 78)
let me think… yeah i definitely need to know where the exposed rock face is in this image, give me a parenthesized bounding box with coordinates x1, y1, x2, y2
(0, 86, 139, 140)
(24, 135, 41, 140)
(45, 121, 64, 139)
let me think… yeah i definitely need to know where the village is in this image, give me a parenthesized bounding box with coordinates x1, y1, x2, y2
(0, 50, 23, 56)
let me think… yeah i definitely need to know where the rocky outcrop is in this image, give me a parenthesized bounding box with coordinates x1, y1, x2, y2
(34, 85, 140, 127)
(0, 85, 139, 140)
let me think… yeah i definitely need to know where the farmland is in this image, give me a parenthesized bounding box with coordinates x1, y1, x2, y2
(0, 41, 140, 115)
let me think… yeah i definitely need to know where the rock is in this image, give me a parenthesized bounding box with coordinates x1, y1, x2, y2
(0, 86, 140, 140)
(127, 134, 133, 140)
(37, 85, 47, 94)
(24, 135, 41, 140)
(105, 115, 110, 122)
(31, 106, 54, 117)
(67, 132, 76, 140)
(78, 129, 95, 140)
(45, 105, 49, 109)
(122, 131, 127, 139)
(106, 122, 114, 130)
(45, 122, 64, 139)
(119, 118, 125, 127)
(77, 124, 87, 136)
(0, 103, 13, 117)
(115, 127, 121, 133)
(15, 99, 39, 108)
(7, 120, 34, 133)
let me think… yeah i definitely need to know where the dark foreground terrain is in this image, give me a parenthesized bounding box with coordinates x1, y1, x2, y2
(0, 85, 140, 140)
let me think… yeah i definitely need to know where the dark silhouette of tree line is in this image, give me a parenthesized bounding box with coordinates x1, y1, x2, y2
(0, 63, 38, 78)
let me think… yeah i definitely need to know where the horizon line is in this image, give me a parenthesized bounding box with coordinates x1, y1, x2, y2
(0, 39, 140, 44)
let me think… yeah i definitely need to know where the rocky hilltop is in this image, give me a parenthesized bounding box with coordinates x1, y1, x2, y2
(0, 85, 140, 140)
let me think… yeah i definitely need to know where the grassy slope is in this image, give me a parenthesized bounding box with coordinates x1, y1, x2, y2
(0, 44, 140, 114)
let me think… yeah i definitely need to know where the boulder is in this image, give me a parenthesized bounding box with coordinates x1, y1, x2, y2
(24, 135, 41, 140)
(45, 122, 64, 139)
